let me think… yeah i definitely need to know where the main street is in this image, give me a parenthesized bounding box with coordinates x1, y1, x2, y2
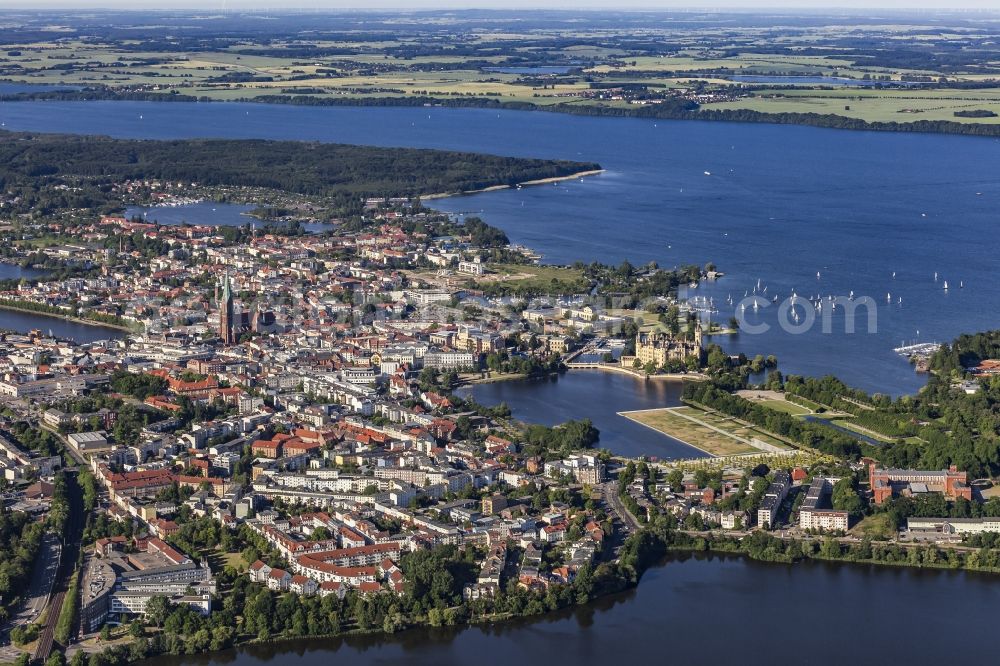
(602, 480, 641, 532)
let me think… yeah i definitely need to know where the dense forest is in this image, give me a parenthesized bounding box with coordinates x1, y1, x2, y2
(929, 330, 1000, 376)
(0, 131, 599, 201)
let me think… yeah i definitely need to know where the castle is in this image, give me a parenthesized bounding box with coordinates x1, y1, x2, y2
(631, 327, 703, 368)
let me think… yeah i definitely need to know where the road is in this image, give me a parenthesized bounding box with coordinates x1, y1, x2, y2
(10, 533, 61, 627)
(602, 480, 640, 532)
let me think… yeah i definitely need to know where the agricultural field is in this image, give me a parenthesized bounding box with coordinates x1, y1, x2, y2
(0, 11, 999, 134)
(708, 88, 1000, 125)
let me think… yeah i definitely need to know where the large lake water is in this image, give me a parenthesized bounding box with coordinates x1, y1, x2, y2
(458, 371, 691, 459)
(142, 554, 1000, 666)
(0, 100, 991, 394)
(726, 75, 918, 86)
(125, 202, 330, 233)
(7, 99, 995, 663)
(0, 262, 125, 341)
(0, 307, 125, 343)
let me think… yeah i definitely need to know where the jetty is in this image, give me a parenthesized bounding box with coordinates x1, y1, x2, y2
(893, 342, 941, 356)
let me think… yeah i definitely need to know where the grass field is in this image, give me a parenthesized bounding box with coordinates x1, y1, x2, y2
(707, 89, 1000, 125)
(851, 513, 897, 540)
(621, 406, 792, 457)
(475, 263, 591, 292)
(755, 399, 812, 416)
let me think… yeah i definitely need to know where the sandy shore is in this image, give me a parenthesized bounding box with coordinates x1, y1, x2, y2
(421, 168, 605, 200)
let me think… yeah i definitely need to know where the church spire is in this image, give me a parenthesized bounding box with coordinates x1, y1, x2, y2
(220, 271, 235, 345)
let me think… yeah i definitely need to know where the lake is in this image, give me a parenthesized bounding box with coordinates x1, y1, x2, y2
(727, 75, 917, 87)
(458, 371, 694, 459)
(0, 100, 991, 394)
(0, 82, 81, 95)
(0, 307, 125, 343)
(484, 66, 576, 75)
(0, 262, 125, 341)
(0, 262, 43, 281)
(125, 202, 330, 234)
(141, 553, 1000, 666)
(8, 98, 997, 663)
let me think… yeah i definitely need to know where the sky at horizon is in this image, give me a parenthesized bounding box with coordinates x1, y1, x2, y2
(3, 1, 1000, 12)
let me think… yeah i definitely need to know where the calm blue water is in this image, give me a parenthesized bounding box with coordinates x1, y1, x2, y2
(125, 202, 329, 233)
(0, 308, 125, 342)
(0, 263, 120, 340)
(0, 82, 81, 95)
(0, 100, 995, 395)
(0, 262, 42, 280)
(484, 66, 575, 75)
(144, 554, 1000, 666)
(727, 75, 916, 87)
(458, 371, 694, 459)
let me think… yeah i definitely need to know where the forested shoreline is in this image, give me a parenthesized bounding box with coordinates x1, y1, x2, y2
(4, 88, 1000, 138)
(0, 130, 600, 201)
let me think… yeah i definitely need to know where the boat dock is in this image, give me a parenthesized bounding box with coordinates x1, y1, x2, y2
(893, 342, 941, 357)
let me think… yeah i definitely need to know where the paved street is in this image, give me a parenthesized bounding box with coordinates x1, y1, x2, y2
(11, 532, 61, 628)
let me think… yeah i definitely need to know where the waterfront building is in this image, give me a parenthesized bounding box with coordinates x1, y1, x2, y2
(907, 517, 1000, 536)
(632, 328, 702, 368)
(81, 537, 215, 631)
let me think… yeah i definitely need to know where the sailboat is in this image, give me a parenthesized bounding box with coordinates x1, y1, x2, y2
(816, 271, 821, 279)
(943, 281, 949, 290)
(887, 293, 891, 303)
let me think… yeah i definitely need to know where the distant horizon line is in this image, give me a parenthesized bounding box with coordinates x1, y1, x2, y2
(4, 6, 1000, 14)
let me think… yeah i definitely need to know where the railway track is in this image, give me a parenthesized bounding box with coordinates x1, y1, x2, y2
(32, 465, 86, 663)
(33, 589, 66, 662)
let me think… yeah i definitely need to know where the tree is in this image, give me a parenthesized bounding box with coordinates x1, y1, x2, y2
(832, 477, 864, 518)
(145, 595, 172, 628)
(667, 469, 684, 490)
